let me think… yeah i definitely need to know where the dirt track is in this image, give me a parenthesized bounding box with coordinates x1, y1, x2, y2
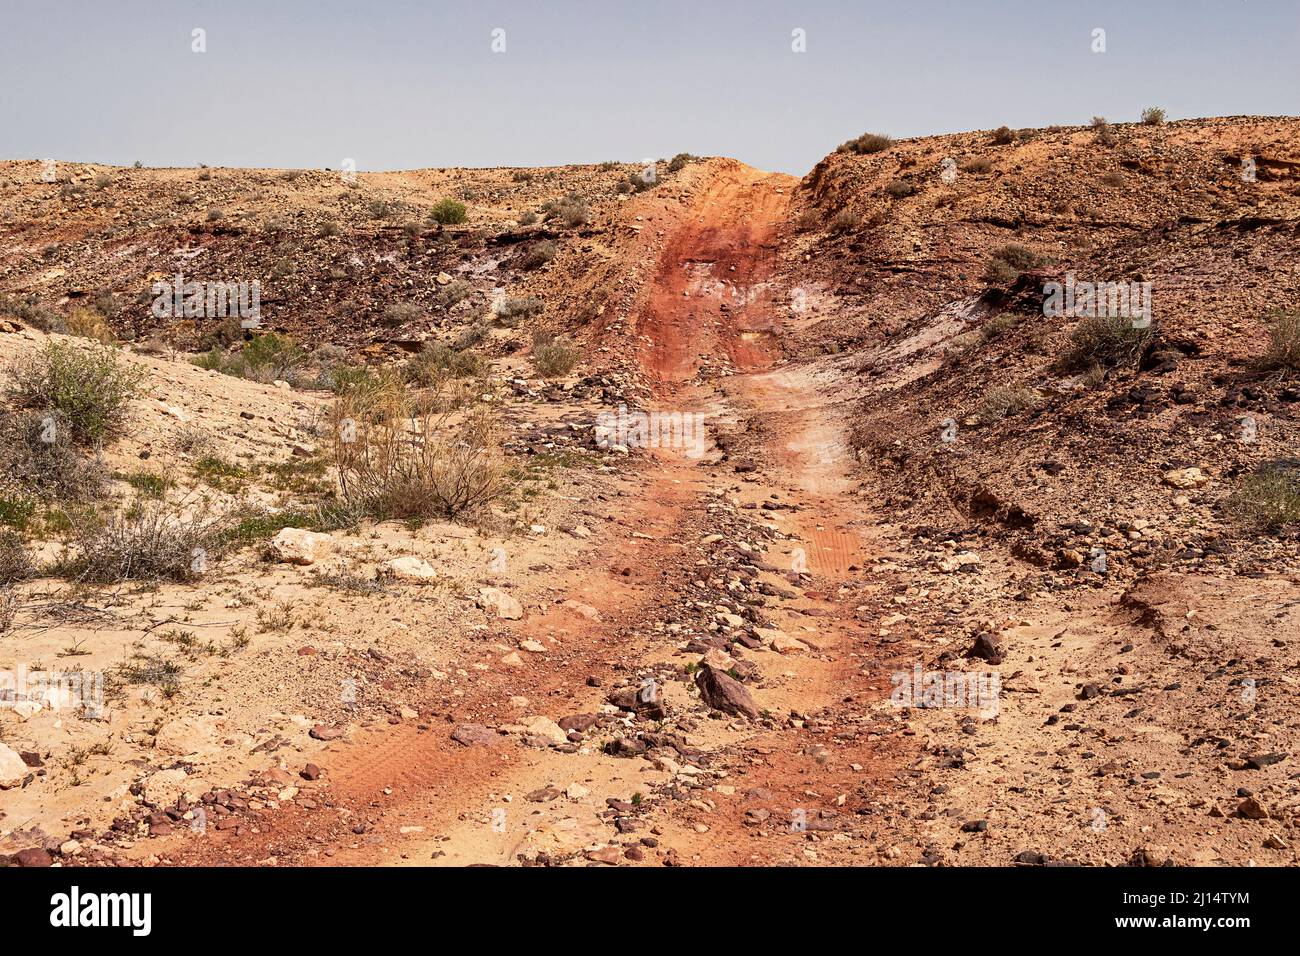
(125, 161, 923, 868)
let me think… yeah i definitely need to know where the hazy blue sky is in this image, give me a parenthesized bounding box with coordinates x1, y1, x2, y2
(1, 0, 1296, 174)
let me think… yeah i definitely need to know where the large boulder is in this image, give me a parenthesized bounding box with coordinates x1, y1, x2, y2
(694, 665, 759, 719)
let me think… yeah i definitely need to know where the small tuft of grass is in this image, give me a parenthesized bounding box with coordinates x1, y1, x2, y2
(1260, 310, 1300, 371)
(1225, 462, 1300, 531)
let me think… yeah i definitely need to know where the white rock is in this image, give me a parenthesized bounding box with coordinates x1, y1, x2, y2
(0, 743, 31, 789)
(270, 527, 333, 565)
(521, 716, 568, 745)
(386, 556, 438, 581)
(478, 587, 523, 620)
(143, 768, 210, 806)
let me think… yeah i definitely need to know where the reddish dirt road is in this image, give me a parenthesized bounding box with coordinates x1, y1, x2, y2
(141, 161, 913, 868)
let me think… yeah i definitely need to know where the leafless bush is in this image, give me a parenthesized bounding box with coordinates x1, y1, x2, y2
(55, 500, 226, 584)
(332, 384, 508, 521)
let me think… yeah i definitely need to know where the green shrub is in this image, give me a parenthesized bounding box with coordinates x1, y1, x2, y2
(123, 470, 170, 498)
(6, 341, 144, 446)
(0, 493, 37, 529)
(1140, 107, 1166, 126)
(428, 198, 468, 225)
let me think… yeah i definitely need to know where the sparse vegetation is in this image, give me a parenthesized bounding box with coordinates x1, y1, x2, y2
(884, 179, 916, 199)
(519, 240, 557, 270)
(1060, 314, 1155, 370)
(991, 126, 1015, 145)
(192, 332, 308, 384)
(1141, 107, 1166, 126)
(532, 334, 580, 377)
(983, 243, 1044, 284)
(1260, 310, 1300, 371)
(1226, 462, 1300, 531)
(667, 152, 702, 173)
(54, 500, 225, 584)
(839, 133, 892, 155)
(830, 208, 857, 233)
(0, 410, 107, 501)
(0, 530, 34, 585)
(979, 385, 1040, 422)
(332, 382, 509, 522)
(962, 156, 993, 174)
(407, 341, 487, 383)
(7, 341, 144, 446)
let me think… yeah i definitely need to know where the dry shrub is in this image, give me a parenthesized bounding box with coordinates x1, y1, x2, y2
(0, 410, 107, 501)
(331, 381, 507, 521)
(1261, 310, 1300, 371)
(0, 530, 34, 585)
(983, 243, 1044, 284)
(839, 133, 892, 155)
(1226, 462, 1300, 531)
(55, 500, 226, 584)
(830, 208, 858, 233)
(990, 125, 1015, 145)
(979, 385, 1040, 423)
(1060, 315, 1155, 370)
(65, 307, 114, 343)
(532, 335, 580, 377)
